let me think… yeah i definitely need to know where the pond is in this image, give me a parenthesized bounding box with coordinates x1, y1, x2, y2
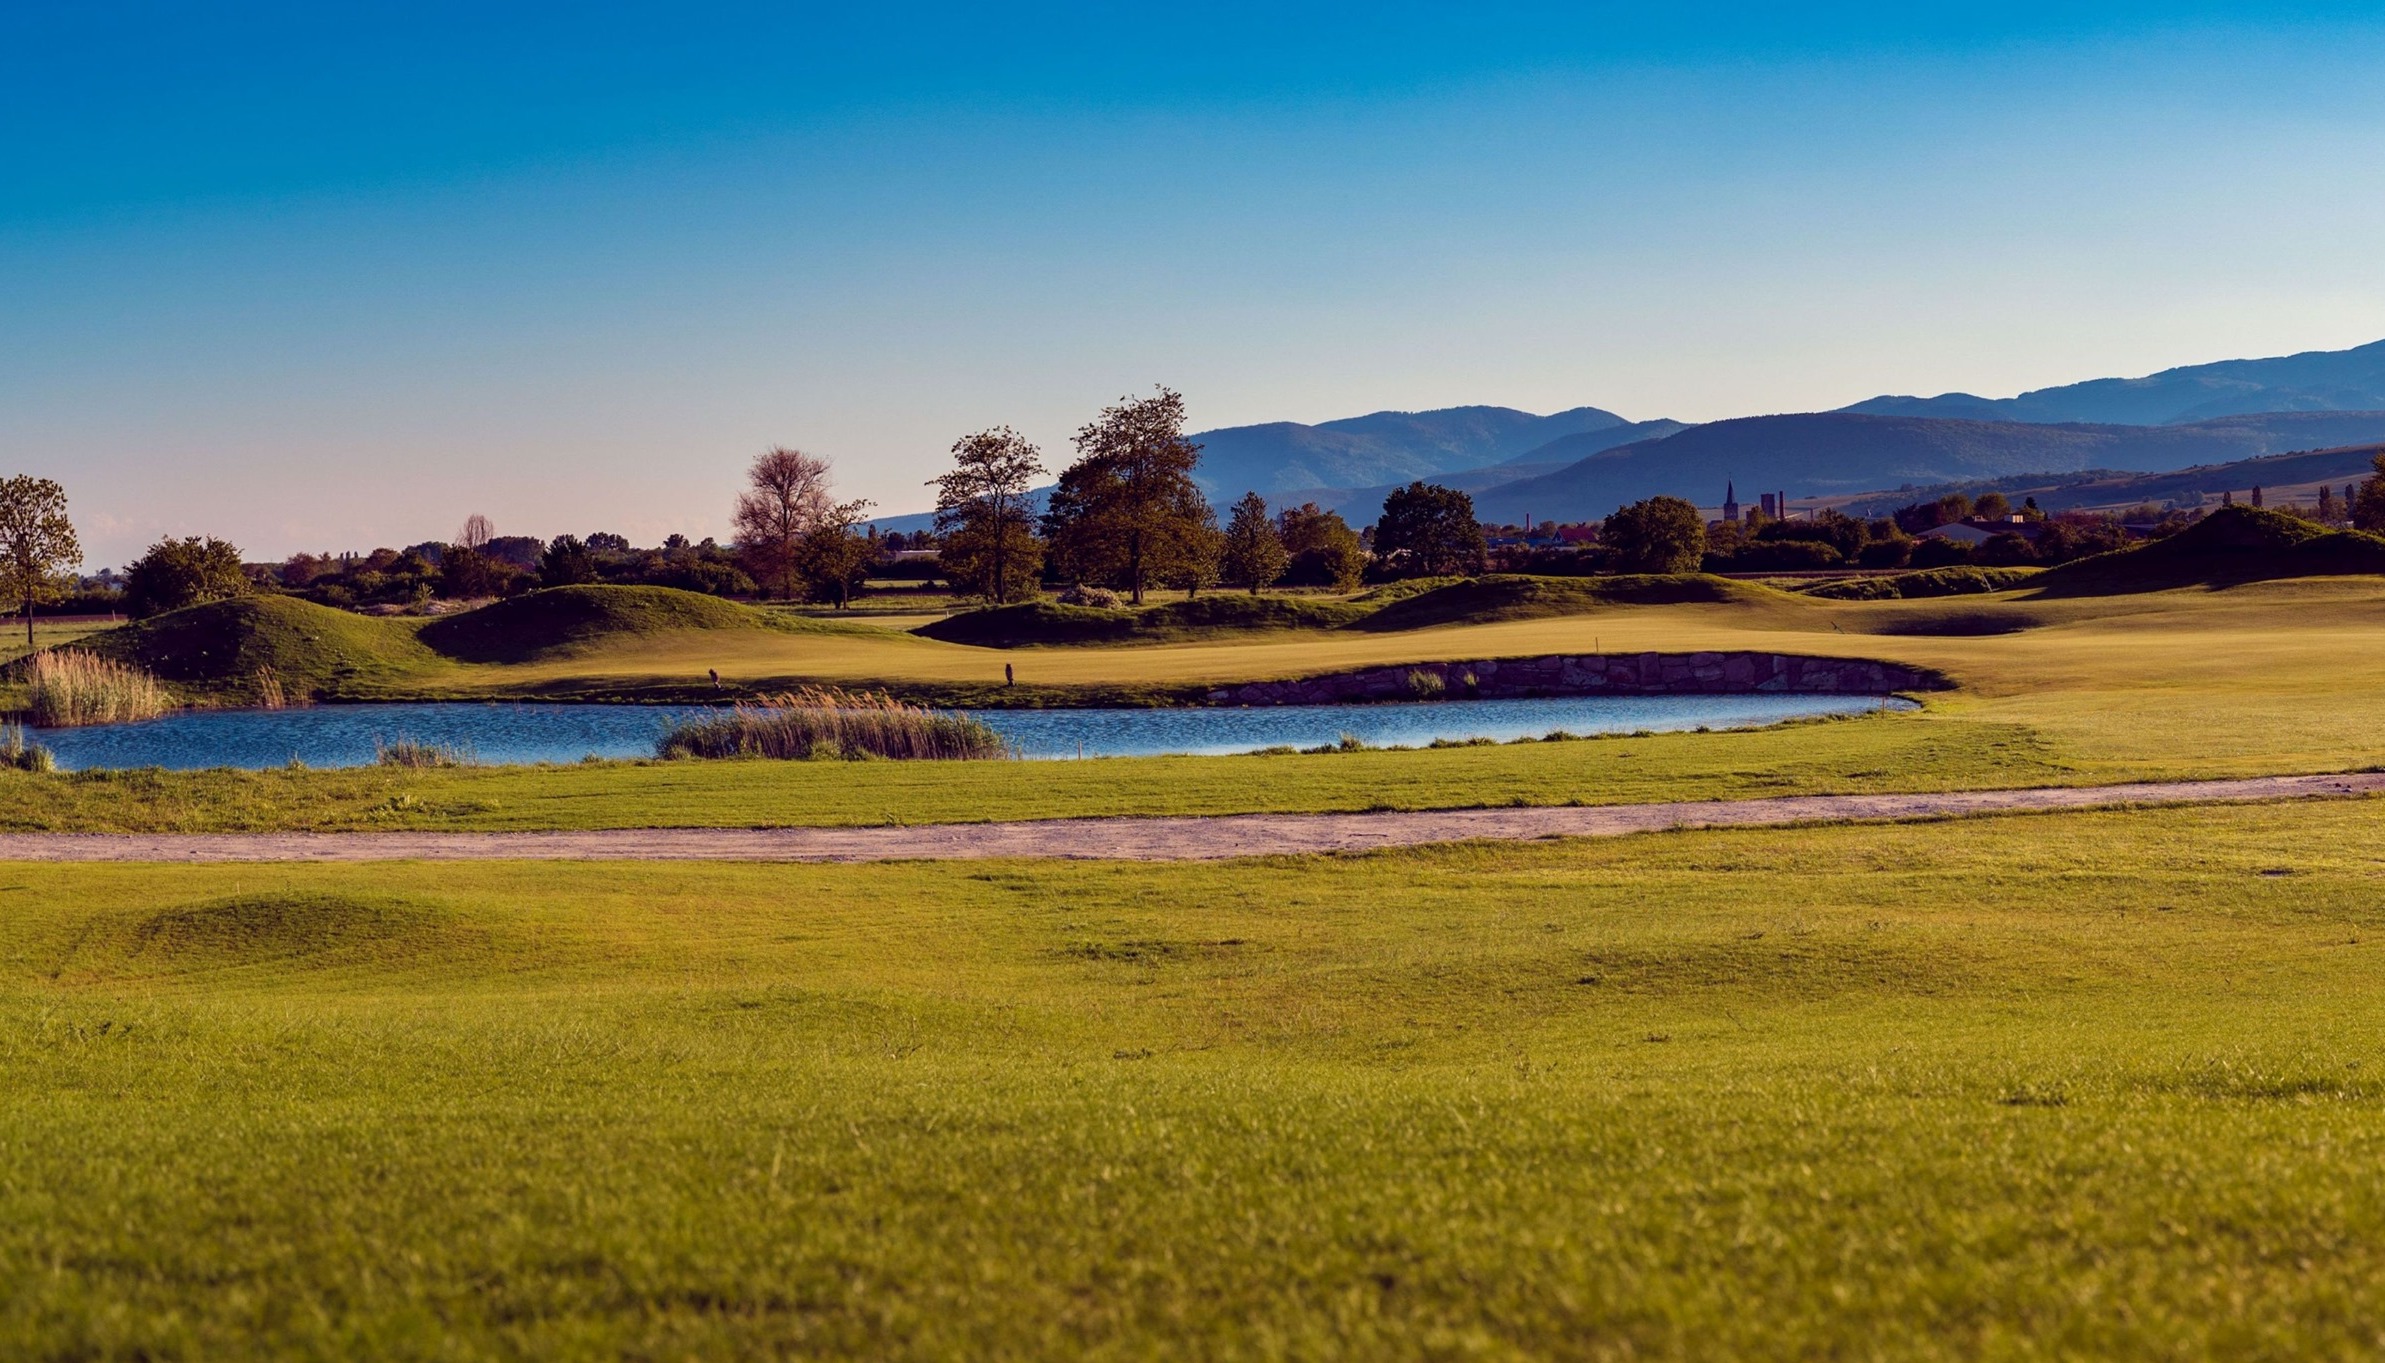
(29, 694, 1913, 772)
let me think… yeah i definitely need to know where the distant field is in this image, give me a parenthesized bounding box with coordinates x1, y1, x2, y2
(0, 618, 118, 667)
(8, 799, 2385, 1357)
(14, 572, 2385, 830)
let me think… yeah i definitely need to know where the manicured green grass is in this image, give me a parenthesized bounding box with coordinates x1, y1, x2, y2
(7, 799, 2385, 1357)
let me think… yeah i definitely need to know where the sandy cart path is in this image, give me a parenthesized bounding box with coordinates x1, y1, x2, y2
(0, 773, 2378, 864)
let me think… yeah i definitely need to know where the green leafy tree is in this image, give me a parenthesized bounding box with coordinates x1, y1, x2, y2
(1041, 387, 1209, 604)
(1600, 496, 1707, 574)
(1167, 513, 1225, 598)
(0, 476, 80, 647)
(1277, 503, 1367, 590)
(1219, 492, 1288, 594)
(124, 535, 250, 618)
(795, 503, 878, 608)
(439, 544, 499, 599)
(1371, 482, 1487, 578)
(932, 427, 1046, 602)
(539, 535, 598, 587)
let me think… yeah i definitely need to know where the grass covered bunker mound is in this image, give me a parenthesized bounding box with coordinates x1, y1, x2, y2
(415, 584, 798, 662)
(2032, 503, 2385, 595)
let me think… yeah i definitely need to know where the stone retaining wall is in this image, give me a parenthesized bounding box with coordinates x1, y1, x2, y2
(1203, 652, 1948, 707)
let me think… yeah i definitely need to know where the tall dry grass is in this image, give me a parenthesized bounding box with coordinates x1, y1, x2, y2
(658, 687, 1011, 762)
(254, 665, 289, 711)
(375, 738, 474, 769)
(26, 650, 171, 728)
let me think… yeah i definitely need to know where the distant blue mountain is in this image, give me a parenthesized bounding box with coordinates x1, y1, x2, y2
(1468, 409, 2385, 525)
(1188, 404, 1634, 498)
(1843, 338, 2385, 425)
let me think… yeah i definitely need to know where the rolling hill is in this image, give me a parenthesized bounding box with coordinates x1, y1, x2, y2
(1844, 336, 2385, 425)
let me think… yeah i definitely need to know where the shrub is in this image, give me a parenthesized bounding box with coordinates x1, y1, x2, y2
(25, 650, 171, 727)
(1404, 668, 1447, 699)
(1712, 539, 1840, 571)
(1056, 585, 1123, 609)
(1803, 566, 2040, 601)
(1857, 538, 1914, 569)
(124, 536, 251, 618)
(1909, 536, 1975, 568)
(0, 722, 55, 772)
(657, 688, 1011, 762)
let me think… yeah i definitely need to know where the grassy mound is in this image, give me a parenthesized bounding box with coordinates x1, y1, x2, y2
(924, 575, 1807, 646)
(1353, 574, 1794, 632)
(1867, 608, 2041, 637)
(419, 585, 784, 663)
(90, 595, 438, 700)
(1804, 566, 2041, 601)
(917, 594, 1370, 648)
(58, 892, 472, 980)
(2033, 506, 2385, 596)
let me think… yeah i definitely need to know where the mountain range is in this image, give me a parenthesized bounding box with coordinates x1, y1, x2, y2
(1842, 338, 2385, 425)
(869, 337, 2385, 533)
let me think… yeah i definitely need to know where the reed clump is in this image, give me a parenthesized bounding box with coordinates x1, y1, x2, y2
(375, 738, 474, 769)
(253, 664, 302, 710)
(658, 687, 1011, 762)
(26, 650, 171, 728)
(0, 723, 55, 773)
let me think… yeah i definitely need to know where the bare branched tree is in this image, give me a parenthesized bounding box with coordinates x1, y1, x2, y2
(457, 514, 494, 550)
(733, 447, 841, 600)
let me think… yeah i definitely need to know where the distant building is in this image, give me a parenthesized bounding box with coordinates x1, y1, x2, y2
(1760, 493, 1777, 519)
(1722, 482, 1741, 523)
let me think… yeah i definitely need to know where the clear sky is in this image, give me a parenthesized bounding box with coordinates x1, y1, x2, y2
(7, 2, 2385, 567)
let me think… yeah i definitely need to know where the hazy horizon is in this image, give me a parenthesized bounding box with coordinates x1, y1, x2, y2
(9, 3, 2385, 568)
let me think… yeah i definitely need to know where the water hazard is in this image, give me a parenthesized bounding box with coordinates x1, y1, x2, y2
(31, 694, 1912, 771)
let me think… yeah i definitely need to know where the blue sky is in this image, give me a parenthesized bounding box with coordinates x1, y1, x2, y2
(6, 2, 2385, 565)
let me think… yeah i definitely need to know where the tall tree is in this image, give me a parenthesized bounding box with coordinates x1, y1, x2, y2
(2353, 454, 2385, 532)
(1601, 496, 1707, 574)
(1372, 482, 1487, 578)
(1220, 492, 1288, 594)
(932, 427, 1046, 603)
(1042, 388, 1209, 604)
(124, 536, 249, 618)
(794, 499, 878, 609)
(1277, 503, 1367, 590)
(0, 477, 79, 647)
(733, 447, 840, 600)
(457, 514, 494, 550)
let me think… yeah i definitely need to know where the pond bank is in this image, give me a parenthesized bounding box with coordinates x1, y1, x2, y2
(1205, 651, 1950, 707)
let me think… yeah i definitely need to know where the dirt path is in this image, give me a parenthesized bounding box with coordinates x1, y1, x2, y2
(1, 773, 2378, 864)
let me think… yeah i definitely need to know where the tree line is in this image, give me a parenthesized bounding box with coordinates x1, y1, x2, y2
(922, 387, 1517, 603)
